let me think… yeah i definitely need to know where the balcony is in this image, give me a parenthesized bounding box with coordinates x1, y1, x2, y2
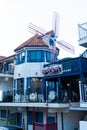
(0, 63, 14, 75)
(78, 22, 87, 47)
(43, 57, 87, 76)
(59, 57, 87, 75)
(0, 91, 13, 102)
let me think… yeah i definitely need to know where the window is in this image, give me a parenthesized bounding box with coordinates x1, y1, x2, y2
(27, 50, 52, 62)
(16, 51, 25, 64)
(16, 113, 22, 127)
(48, 116, 55, 123)
(1, 110, 6, 118)
(27, 50, 44, 62)
(36, 51, 42, 60)
(46, 51, 51, 62)
(27, 111, 33, 125)
(30, 78, 42, 94)
(17, 78, 24, 95)
(27, 111, 43, 125)
(35, 112, 43, 123)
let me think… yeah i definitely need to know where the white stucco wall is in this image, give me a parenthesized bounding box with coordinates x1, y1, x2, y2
(14, 62, 44, 79)
(0, 77, 13, 101)
(0, 78, 13, 91)
(58, 111, 86, 130)
(79, 121, 87, 130)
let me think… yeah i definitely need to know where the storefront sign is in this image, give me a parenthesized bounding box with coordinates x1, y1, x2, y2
(42, 65, 62, 75)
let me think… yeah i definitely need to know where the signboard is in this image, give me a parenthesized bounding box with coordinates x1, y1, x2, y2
(42, 64, 62, 75)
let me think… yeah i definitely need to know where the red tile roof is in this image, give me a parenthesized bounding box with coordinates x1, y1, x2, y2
(0, 56, 6, 60)
(14, 34, 49, 51)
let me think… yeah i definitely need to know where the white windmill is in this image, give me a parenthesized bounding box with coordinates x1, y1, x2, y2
(52, 11, 75, 54)
(29, 11, 75, 62)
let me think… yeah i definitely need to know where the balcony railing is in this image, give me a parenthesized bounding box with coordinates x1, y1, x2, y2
(0, 64, 14, 75)
(78, 23, 87, 47)
(43, 57, 87, 76)
(0, 90, 79, 104)
(0, 91, 13, 102)
(59, 57, 87, 75)
(13, 89, 79, 104)
(79, 81, 87, 102)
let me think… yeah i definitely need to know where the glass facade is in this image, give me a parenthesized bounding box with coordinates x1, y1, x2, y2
(15, 50, 58, 64)
(27, 50, 44, 62)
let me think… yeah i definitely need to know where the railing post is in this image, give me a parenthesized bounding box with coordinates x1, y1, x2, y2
(46, 81, 48, 105)
(79, 81, 85, 102)
(79, 81, 82, 102)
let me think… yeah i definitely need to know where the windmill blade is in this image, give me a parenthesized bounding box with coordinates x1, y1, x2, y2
(29, 26, 37, 35)
(29, 22, 56, 44)
(29, 22, 47, 36)
(52, 11, 60, 38)
(29, 25, 43, 35)
(52, 12, 75, 54)
(29, 22, 75, 55)
(57, 40, 75, 54)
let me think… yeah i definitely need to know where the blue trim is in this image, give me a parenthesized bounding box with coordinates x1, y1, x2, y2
(42, 79, 46, 101)
(26, 77, 30, 95)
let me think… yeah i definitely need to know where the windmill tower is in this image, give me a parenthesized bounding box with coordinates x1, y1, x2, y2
(29, 12, 75, 62)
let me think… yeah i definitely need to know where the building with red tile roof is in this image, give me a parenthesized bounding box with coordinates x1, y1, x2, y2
(14, 34, 49, 51)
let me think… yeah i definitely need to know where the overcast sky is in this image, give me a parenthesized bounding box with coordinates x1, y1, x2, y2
(0, 0, 87, 58)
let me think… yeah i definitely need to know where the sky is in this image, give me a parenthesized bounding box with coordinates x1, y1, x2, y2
(0, 0, 87, 58)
